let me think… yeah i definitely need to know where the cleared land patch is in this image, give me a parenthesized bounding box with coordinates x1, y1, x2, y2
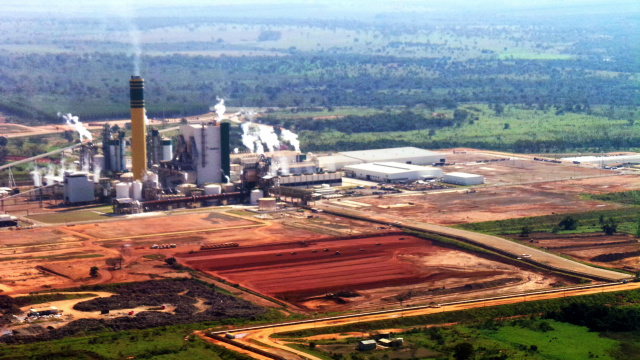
(180, 234, 572, 311)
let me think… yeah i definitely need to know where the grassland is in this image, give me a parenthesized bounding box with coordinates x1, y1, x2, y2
(295, 104, 640, 152)
(455, 206, 640, 236)
(0, 328, 253, 360)
(26, 211, 112, 225)
(277, 288, 640, 360)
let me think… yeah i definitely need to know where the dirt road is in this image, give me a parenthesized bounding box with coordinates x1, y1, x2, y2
(315, 203, 630, 282)
(207, 282, 640, 360)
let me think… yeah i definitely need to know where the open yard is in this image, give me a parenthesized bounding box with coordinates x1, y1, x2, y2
(329, 174, 640, 226)
(179, 233, 573, 311)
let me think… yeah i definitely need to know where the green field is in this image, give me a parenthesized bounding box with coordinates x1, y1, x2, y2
(292, 104, 640, 152)
(27, 210, 112, 224)
(455, 207, 640, 236)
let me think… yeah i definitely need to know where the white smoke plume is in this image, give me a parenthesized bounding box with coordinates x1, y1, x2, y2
(274, 157, 290, 175)
(280, 129, 300, 152)
(59, 112, 92, 142)
(30, 165, 42, 187)
(131, 29, 141, 76)
(240, 119, 303, 154)
(258, 125, 280, 153)
(82, 152, 91, 173)
(93, 165, 102, 183)
(220, 169, 230, 184)
(214, 97, 226, 122)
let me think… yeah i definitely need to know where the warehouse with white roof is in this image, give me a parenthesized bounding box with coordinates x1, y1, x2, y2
(344, 162, 443, 183)
(442, 172, 484, 186)
(317, 147, 445, 170)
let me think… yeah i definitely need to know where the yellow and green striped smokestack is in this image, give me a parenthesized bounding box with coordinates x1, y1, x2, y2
(129, 76, 147, 181)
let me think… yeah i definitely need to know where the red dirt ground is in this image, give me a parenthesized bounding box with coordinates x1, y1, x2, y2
(180, 234, 567, 310)
(334, 175, 640, 226)
(512, 232, 640, 272)
(69, 211, 256, 239)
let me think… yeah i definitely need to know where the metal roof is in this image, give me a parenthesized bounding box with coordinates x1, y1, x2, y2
(444, 172, 483, 178)
(345, 162, 439, 175)
(339, 147, 442, 162)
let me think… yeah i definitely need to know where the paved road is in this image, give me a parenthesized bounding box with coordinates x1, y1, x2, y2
(316, 203, 630, 282)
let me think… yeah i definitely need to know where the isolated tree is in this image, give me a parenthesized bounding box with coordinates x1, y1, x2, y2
(61, 130, 74, 143)
(453, 342, 474, 360)
(558, 216, 579, 230)
(520, 225, 532, 237)
(89, 266, 99, 278)
(503, 123, 510, 130)
(165, 257, 177, 266)
(0, 136, 7, 147)
(0, 146, 7, 166)
(453, 109, 469, 122)
(602, 218, 617, 235)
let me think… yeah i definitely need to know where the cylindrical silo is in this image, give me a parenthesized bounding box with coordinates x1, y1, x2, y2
(250, 189, 263, 205)
(161, 139, 173, 161)
(132, 181, 143, 201)
(109, 141, 117, 171)
(258, 197, 277, 211)
(115, 182, 130, 199)
(148, 172, 159, 188)
(93, 154, 105, 172)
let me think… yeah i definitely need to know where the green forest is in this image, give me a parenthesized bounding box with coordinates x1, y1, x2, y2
(0, 2, 638, 154)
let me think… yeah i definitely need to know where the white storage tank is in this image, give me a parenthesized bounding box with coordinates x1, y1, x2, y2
(204, 184, 222, 195)
(115, 182, 131, 199)
(120, 172, 134, 183)
(132, 181, 143, 201)
(147, 172, 159, 188)
(258, 197, 277, 211)
(250, 189, 263, 205)
(161, 139, 173, 161)
(222, 183, 235, 193)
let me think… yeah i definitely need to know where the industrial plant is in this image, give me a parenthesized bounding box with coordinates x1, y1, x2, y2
(0, 75, 495, 221)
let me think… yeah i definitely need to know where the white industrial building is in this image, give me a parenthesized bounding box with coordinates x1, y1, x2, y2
(63, 172, 95, 204)
(561, 154, 640, 165)
(275, 172, 342, 187)
(317, 147, 444, 171)
(158, 122, 231, 187)
(344, 162, 443, 183)
(442, 172, 484, 186)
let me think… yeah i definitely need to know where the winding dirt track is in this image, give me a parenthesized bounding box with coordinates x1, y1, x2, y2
(201, 282, 640, 360)
(315, 203, 630, 282)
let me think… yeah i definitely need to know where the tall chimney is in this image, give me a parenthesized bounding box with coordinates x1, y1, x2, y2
(129, 76, 147, 181)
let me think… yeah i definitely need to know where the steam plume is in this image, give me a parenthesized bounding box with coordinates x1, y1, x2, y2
(280, 129, 300, 152)
(214, 97, 226, 122)
(30, 165, 42, 187)
(59, 112, 92, 142)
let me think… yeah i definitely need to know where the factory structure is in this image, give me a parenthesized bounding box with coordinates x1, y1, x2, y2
(32, 75, 349, 213)
(18, 76, 485, 217)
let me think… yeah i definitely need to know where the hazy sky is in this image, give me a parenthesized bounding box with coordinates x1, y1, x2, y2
(5, 0, 638, 14)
